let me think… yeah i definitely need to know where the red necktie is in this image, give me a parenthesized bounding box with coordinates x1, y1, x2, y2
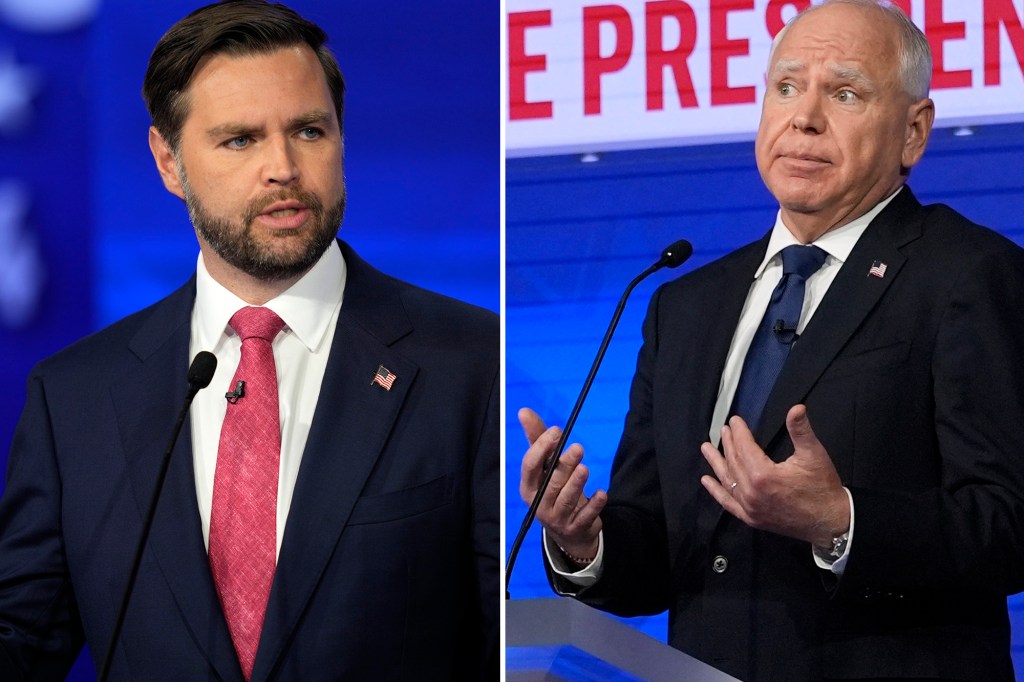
(209, 306, 285, 680)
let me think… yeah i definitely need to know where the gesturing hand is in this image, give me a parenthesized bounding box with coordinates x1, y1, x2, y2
(519, 407, 605, 561)
(699, 404, 850, 548)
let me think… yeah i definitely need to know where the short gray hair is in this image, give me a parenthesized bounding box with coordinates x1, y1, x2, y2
(770, 0, 932, 100)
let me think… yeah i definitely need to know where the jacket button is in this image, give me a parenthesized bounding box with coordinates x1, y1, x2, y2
(712, 555, 728, 573)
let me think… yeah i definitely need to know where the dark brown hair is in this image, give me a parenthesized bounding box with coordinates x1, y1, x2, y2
(142, 0, 345, 152)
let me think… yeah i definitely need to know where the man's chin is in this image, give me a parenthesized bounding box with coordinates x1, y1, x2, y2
(257, 251, 327, 280)
(780, 202, 822, 216)
(774, 189, 831, 216)
(237, 258, 317, 283)
(219, 237, 333, 282)
(768, 175, 831, 208)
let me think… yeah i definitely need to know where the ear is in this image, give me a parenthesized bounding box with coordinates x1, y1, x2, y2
(148, 126, 186, 200)
(901, 97, 935, 170)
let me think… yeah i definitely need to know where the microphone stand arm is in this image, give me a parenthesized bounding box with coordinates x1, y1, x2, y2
(505, 259, 667, 595)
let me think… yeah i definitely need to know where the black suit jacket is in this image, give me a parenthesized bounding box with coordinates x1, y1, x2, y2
(0, 240, 499, 680)
(556, 188, 1024, 681)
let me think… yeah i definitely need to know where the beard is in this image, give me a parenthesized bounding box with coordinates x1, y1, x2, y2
(179, 169, 346, 282)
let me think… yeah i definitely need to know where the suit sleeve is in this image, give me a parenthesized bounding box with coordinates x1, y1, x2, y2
(842, 238, 1024, 595)
(471, 366, 499, 678)
(547, 286, 673, 616)
(0, 370, 85, 679)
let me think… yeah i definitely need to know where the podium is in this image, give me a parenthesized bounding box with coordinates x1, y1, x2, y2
(506, 598, 740, 681)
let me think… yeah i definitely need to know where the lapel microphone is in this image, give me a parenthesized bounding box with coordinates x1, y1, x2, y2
(225, 380, 246, 404)
(98, 351, 218, 682)
(772, 319, 799, 344)
(505, 239, 693, 597)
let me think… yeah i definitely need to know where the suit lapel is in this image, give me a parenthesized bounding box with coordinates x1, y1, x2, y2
(702, 241, 771, 434)
(754, 188, 925, 449)
(676, 239, 769, 444)
(252, 243, 417, 681)
(687, 239, 771, 545)
(110, 279, 242, 681)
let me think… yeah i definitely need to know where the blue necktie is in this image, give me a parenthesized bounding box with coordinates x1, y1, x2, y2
(732, 244, 827, 431)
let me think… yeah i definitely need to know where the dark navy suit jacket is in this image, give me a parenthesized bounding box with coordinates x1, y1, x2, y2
(0, 240, 499, 680)
(553, 188, 1024, 681)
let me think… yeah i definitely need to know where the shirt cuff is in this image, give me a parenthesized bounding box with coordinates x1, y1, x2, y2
(543, 529, 604, 587)
(812, 486, 854, 575)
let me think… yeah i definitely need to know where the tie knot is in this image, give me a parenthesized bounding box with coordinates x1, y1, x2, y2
(780, 244, 827, 279)
(229, 307, 285, 342)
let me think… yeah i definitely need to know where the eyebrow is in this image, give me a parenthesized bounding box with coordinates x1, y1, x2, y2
(770, 58, 805, 78)
(828, 65, 877, 92)
(769, 59, 877, 91)
(290, 110, 333, 129)
(205, 110, 334, 140)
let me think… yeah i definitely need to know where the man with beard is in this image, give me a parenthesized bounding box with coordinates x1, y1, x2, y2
(0, 2, 498, 680)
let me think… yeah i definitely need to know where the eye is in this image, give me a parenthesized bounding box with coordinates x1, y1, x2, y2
(298, 127, 324, 140)
(777, 82, 795, 96)
(836, 89, 859, 104)
(224, 136, 251, 150)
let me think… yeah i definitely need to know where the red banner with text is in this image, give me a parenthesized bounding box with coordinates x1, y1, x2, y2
(506, 0, 1024, 156)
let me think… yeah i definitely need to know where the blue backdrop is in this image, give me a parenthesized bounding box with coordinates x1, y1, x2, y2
(0, 1, 496, 678)
(506, 122, 1024, 677)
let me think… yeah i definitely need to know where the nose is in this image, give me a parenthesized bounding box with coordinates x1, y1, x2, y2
(262, 135, 299, 186)
(791, 93, 825, 134)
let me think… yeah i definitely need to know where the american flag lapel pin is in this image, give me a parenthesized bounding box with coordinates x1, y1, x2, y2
(371, 365, 397, 391)
(868, 260, 888, 278)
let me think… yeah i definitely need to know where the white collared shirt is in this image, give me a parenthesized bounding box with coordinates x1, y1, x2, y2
(189, 241, 346, 557)
(708, 188, 900, 444)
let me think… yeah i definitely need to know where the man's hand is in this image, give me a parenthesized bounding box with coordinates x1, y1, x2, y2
(699, 404, 849, 548)
(519, 407, 605, 561)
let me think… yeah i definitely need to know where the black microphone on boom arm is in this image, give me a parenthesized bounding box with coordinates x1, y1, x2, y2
(98, 351, 218, 682)
(505, 239, 694, 596)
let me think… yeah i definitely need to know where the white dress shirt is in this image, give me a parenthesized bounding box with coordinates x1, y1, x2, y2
(189, 241, 346, 558)
(548, 189, 902, 582)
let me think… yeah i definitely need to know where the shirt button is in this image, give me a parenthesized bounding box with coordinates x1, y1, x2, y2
(712, 555, 728, 573)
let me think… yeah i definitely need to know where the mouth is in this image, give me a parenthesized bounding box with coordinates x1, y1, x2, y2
(781, 151, 830, 163)
(777, 153, 831, 175)
(254, 200, 311, 230)
(259, 200, 308, 218)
